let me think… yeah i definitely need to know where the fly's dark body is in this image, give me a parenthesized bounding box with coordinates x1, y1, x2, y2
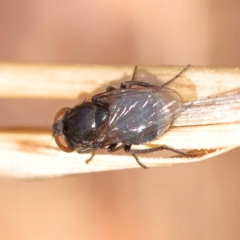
(52, 65, 191, 168)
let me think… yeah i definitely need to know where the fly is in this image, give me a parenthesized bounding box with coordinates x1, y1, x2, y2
(52, 65, 192, 168)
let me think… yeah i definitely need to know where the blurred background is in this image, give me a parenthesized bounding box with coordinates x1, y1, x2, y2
(1, 0, 240, 239)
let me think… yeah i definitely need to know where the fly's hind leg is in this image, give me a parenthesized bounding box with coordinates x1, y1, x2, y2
(125, 144, 197, 157)
(121, 64, 191, 89)
(105, 66, 141, 91)
(121, 80, 156, 89)
(159, 64, 191, 89)
(120, 66, 157, 89)
(124, 144, 197, 168)
(131, 65, 140, 81)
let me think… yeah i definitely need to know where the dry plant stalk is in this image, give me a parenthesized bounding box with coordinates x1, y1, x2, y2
(0, 63, 240, 178)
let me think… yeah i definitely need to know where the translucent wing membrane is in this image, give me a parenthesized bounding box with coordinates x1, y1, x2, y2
(97, 88, 182, 145)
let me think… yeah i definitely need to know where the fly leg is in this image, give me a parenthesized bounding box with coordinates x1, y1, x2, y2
(84, 150, 96, 164)
(107, 143, 124, 152)
(77, 148, 96, 164)
(124, 144, 197, 168)
(121, 65, 157, 89)
(131, 65, 140, 81)
(121, 64, 191, 89)
(92, 86, 117, 102)
(131, 153, 148, 169)
(106, 86, 117, 91)
(121, 81, 156, 89)
(124, 144, 148, 169)
(159, 64, 191, 89)
(108, 144, 148, 168)
(125, 144, 196, 157)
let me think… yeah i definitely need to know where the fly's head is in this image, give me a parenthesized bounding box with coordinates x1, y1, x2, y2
(52, 107, 74, 152)
(52, 102, 109, 152)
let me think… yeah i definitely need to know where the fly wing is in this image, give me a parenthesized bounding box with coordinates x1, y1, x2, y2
(97, 88, 182, 145)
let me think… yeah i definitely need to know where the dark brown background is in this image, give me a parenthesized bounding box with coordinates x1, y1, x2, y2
(1, 1, 240, 239)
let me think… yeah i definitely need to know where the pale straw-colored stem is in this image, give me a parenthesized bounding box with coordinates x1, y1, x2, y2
(0, 63, 240, 178)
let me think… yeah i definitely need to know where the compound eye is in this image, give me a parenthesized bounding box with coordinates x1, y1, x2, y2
(54, 135, 73, 152)
(54, 107, 71, 122)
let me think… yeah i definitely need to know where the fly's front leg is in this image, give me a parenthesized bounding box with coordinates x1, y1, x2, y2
(77, 148, 96, 164)
(85, 150, 96, 164)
